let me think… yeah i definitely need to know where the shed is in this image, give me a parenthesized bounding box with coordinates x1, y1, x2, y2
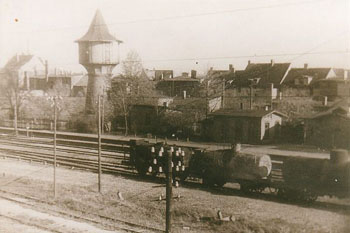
(202, 109, 287, 144)
(305, 101, 350, 149)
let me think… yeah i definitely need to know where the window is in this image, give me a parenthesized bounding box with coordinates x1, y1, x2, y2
(240, 102, 243, 110)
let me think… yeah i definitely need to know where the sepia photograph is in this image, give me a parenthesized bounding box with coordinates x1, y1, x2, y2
(0, 0, 349, 232)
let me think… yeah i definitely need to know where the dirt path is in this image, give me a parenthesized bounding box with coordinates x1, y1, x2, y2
(0, 197, 120, 233)
(0, 215, 50, 233)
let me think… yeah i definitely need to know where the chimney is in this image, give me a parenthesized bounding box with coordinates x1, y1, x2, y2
(344, 70, 348, 80)
(304, 63, 308, 69)
(323, 96, 328, 106)
(248, 60, 251, 65)
(229, 64, 234, 72)
(183, 90, 187, 99)
(182, 72, 189, 78)
(271, 59, 275, 67)
(191, 70, 197, 79)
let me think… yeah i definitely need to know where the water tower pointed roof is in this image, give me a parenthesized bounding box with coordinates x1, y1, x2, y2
(76, 9, 122, 43)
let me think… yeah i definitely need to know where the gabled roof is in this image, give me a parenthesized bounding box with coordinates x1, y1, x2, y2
(209, 109, 288, 118)
(1, 54, 34, 72)
(223, 62, 290, 88)
(282, 68, 332, 85)
(76, 9, 122, 43)
(243, 62, 291, 86)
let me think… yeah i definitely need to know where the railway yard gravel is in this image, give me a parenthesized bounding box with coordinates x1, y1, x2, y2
(0, 157, 349, 233)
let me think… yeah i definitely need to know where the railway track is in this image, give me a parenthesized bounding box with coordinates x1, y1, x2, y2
(0, 134, 285, 182)
(0, 135, 135, 176)
(0, 136, 128, 161)
(0, 189, 164, 233)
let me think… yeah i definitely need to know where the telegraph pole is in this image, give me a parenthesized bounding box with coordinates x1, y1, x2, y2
(166, 149, 173, 233)
(206, 80, 209, 118)
(53, 97, 57, 198)
(101, 94, 105, 134)
(249, 85, 253, 110)
(14, 95, 18, 137)
(222, 80, 225, 108)
(98, 95, 102, 193)
(47, 95, 61, 199)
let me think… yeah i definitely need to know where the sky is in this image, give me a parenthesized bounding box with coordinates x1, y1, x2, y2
(0, 0, 349, 75)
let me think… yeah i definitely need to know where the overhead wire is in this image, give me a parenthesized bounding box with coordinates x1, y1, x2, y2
(10, 0, 328, 34)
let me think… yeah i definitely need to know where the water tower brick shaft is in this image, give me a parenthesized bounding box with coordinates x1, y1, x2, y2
(75, 9, 122, 114)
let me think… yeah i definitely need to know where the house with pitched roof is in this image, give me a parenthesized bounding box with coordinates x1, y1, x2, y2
(223, 60, 291, 111)
(0, 54, 47, 94)
(155, 70, 200, 97)
(280, 64, 337, 99)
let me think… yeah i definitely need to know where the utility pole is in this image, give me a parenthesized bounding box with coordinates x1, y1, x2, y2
(206, 80, 209, 118)
(47, 95, 61, 199)
(14, 94, 18, 137)
(53, 96, 57, 199)
(166, 148, 173, 233)
(222, 80, 225, 108)
(249, 85, 253, 110)
(101, 94, 104, 134)
(98, 95, 102, 193)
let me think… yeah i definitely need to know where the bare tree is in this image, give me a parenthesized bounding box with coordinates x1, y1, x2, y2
(109, 50, 156, 135)
(0, 68, 29, 120)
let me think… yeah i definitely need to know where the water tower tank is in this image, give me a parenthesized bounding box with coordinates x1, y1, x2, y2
(75, 9, 122, 114)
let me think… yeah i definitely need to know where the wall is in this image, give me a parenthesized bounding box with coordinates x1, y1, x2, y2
(272, 86, 316, 117)
(203, 116, 262, 144)
(156, 80, 200, 97)
(224, 87, 273, 110)
(313, 80, 350, 100)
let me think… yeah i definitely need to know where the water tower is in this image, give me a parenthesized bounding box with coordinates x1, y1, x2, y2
(75, 9, 122, 114)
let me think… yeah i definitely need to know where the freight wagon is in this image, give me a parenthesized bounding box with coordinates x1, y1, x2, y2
(129, 139, 350, 202)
